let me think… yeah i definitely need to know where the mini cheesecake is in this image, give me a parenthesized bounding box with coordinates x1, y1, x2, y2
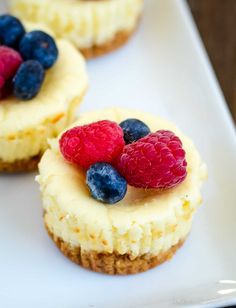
(10, 0, 144, 58)
(36, 108, 207, 275)
(0, 22, 88, 172)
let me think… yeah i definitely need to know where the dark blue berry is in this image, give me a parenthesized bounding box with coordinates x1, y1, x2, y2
(86, 162, 127, 204)
(120, 118, 151, 144)
(19, 31, 58, 69)
(0, 14, 25, 48)
(13, 60, 45, 100)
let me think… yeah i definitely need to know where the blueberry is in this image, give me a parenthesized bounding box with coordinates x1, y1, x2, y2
(120, 118, 150, 144)
(19, 31, 58, 69)
(86, 162, 127, 204)
(13, 60, 45, 100)
(0, 14, 25, 48)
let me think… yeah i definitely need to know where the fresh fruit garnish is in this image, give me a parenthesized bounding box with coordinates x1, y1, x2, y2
(117, 130, 187, 189)
(120, 118, 150, 144)
(0, 46, 23, 98)
(13, 60, 45, 100)
(86, 162, 127, 204)
(0, 15, 59, 101)
(0, 46, 23, 81)
(19, 30, 58, 69)
(0, 14, 25, 48)
(59, 120, 125, 169)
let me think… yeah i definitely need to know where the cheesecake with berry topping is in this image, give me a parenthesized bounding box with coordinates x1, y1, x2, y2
(36, 108, 207, 275)
(0, 15, 88, 172)
(10, 0, 144, 58)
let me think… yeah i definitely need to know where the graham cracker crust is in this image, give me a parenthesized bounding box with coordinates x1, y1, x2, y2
(0, 154, 41, 172)
(46, 226, 185, 275)
(80, 28, 136, 59)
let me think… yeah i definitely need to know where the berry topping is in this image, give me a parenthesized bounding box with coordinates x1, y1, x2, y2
(117, 130, 187, 189)
(60, 120, 125, 169)
(120, 118, 150, 144)
(0, 14, 25, 48)
(19, 30, 58, 69)
(0, 46, 23, 98)
(13, 60, 45, 100)
(86, 162, 127, 204)
(0, 46, 23, 80)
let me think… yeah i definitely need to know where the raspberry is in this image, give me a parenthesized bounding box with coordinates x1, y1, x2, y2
(60, 120, 125, 169)
(0, 46, 23, 99)
(0, 46, 23, 87)
(117, 130, 187, 189)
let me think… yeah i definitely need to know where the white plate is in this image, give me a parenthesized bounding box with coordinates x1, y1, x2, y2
(0, 0, 236, 307)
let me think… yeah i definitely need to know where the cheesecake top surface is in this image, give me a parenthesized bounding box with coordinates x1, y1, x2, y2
(38, 108, 207, 226)
(0, 39, 88, 136)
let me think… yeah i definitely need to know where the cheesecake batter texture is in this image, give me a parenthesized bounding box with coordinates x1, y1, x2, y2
(10, 0, 144, 57)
